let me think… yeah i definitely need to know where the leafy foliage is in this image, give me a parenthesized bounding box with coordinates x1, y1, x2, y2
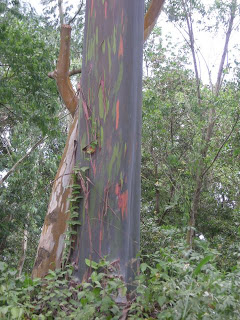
(1, 229, 240, 319)
(1, 0, 240, 318)
(0, 0, 68, 269)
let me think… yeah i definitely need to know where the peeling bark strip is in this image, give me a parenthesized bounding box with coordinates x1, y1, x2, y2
(32, 114, 78, 278)
(71, 0, 144, 284)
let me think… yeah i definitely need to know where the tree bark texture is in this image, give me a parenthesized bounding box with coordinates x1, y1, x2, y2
(33, 0, 164, 280)
(144, 0, 165, 41)
(70, 0, 144, 285)
(32, 114, 78, 278)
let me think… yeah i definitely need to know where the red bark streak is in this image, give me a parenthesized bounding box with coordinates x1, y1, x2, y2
(91, 0, 94, 16)
(118, 35, 123, 58)
(116, 99, 119, 130)
(82, 99, 90, 121)
(105, 1, 108, 19)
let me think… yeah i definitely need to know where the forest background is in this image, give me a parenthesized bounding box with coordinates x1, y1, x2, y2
(0, 0, 240, 319)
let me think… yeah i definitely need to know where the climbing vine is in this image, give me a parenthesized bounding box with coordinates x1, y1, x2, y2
(62, 166, 89, 267)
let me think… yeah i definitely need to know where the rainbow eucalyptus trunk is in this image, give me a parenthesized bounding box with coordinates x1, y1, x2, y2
(71, 0, 144, 284)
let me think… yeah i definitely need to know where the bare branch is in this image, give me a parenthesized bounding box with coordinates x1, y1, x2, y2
(68, 0, 84, 25)
(202, 113, 239, 178)
(215, 0, 237, 95)
(58, 0, 65, 25)
(0, 137, 47, 186)
(182, 0, 201, 105)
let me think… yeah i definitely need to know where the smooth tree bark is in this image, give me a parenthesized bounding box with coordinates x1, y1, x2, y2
(70, 0, 144, 284)
(33, 0, 165, 280)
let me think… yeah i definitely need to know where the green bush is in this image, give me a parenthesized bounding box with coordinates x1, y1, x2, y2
(1, 230, 240, 319)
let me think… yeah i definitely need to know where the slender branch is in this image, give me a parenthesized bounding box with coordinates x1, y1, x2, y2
(58, 0, 65, 25)
(197, 47, 213, 90)
(68, 0, 84, 25)
(0, 137, 47, 186)
(0, 102, 21, 121)
(215, 0, 236, 95)
(182, 0, 201, 105)
(202, 113, 239, 178)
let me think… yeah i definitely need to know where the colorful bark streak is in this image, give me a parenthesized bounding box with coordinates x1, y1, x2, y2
(115, 183, 128, 219)
(72, 0, 144, 286)
(105, 2, 107, 19)
(118, 35, 123, 58)
(116, 99, 119, 130)
(91, 0, 94, 17)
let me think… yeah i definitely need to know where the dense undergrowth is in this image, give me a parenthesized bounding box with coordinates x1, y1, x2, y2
(1, 228, 240, 319)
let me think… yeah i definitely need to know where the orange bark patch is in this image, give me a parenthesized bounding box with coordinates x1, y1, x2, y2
(116, 99, 119, 130)
(118, 35, 123, 58)
(115, 183, 120, 195)
(115, 183, 128, 219)
(119, 190, 128, 219)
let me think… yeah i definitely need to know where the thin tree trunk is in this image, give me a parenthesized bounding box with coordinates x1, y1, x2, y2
(58, 0, 65, 25)
(182, 0, 201, 105)
(186, 0, 237, 247)
(18, 217, 29, 277)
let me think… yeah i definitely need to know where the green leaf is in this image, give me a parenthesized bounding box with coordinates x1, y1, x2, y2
(193, 255, 212, 276)
(11, 307, 24, 319)
(158, 296, 166, 307)
(0, 262, 7, 272)
(85, 259, 98, 269)
(140, 263, 148, 272)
